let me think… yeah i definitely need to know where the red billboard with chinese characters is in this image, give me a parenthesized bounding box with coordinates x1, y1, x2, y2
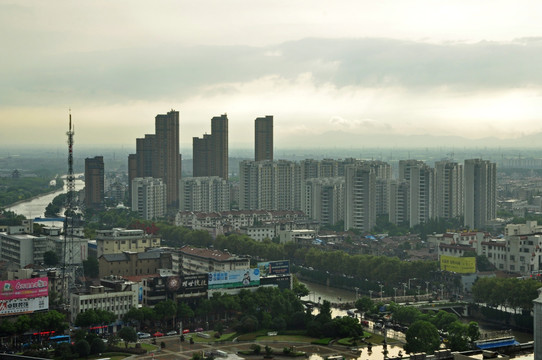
(0, 277, 49, 300)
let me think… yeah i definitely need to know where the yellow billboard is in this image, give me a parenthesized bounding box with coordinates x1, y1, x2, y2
(440, 255, 476, 274)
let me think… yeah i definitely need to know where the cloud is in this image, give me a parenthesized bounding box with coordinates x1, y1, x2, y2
(329, 117, 392, 133)
(3, 37, 542, 108)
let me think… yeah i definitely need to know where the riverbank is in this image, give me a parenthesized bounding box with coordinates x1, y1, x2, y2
(3, 187, 61, 210)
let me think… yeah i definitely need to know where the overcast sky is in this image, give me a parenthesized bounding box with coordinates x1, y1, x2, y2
(2, 0, 542, 150)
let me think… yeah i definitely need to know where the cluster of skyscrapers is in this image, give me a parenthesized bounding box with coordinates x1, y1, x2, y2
(84, 109, 496, 232)
(121, 111, 274, 219)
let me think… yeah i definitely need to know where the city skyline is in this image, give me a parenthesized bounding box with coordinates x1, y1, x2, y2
(2, 1, 542, 149)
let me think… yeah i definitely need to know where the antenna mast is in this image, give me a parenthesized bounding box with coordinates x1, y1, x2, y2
(62, 109, 76, 304)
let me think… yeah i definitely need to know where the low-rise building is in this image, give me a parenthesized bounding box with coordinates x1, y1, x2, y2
(98, 250, 172, 279)
(0, 227, 48, 268)
(95, 228, 161, 258)
(70, 281, 138, 324)
(178, 246, 250, 274)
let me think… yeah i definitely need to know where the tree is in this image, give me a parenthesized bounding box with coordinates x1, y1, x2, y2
(431, 310, 458, 331)
(177, 302, 195, 325)
(315, 300, 332, 324)
(123, 307, 144, 329)
(74, 339, 91, 358)
(392, 306, 421, 325)
(355, 296, 374, 313)
(154, 300, 177, 328)
(467, 321, 480, 342)
(118, 326, 137, 348)
(75, 309, 115, 328)
(90, 337, 107, 355)
(43, 250, 59, 266)
(83, 256, 99, 278)
(404, 320, 441, 354)
(292, 280, 309, 298)
(446, 321, 469, 351)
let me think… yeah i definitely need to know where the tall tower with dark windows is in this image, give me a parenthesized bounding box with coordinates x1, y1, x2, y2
(128, 109, 182, 211)
(211, 114, 228, 180)
(193, 114, 228, 180)
(155, 110, 181, 209)
(255, 115, 273, 161)
(84, 156, 104, 210)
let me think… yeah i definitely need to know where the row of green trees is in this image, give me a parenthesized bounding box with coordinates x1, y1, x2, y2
(119, 287, 362, 340)
(154, 221, 439, 286)
(0, 310, 68, 338)
(472, 277, 542, 311)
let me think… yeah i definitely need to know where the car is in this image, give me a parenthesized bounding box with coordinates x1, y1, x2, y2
(166, 330, 177, 336)
(153, 331, 164, 337)
(194, 327, 204, 332)
(182, 329, 190, 334)
(137, 332, 151, 339)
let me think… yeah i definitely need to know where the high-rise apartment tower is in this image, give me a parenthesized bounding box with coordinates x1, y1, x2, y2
(84, 156, 104, 210)
(193, 114, 228, 180)
(128, 110, 182, 210)
(255, 116, 273, 161)
(464, 159, 496, 229)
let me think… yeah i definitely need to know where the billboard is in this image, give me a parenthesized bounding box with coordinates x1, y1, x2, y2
(180, 274, 208, 293)
(440, 255, 476, 274)
(208, 269, 260, 289)
(0, 297, 49, 316)
(260, 274, 292, 290)
(257, 260, 290, 277)
(0, 277, 49, 300)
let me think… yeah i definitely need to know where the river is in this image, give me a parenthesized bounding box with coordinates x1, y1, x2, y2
(6, 176, 85, 219)
(299, 280, 534, 343)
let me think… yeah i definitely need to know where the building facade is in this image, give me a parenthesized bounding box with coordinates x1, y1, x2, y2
(95, 228, 161, 258)
(98, 250, 172, 279)
(84, 156, 104, 210)
(193, 114, 228, 180)
(0, 229, 48, 268)
(70, 282, 138, 323)
(399, 160, 436, 227)
(344, 165, 376, 232)
(239, 160, 301, 211)
(131, 177, 167, 220)
(178, 246, 250, 274)
(302, 177, 345, 226)
(179, 176, 230, 212)
(129, 110, 182, 210)
(464, 159, 497, 229)
(255, 116, 273, 161)
(435, 160, 464, 220)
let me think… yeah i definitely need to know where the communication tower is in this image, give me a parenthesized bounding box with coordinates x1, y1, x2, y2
(61, 110, 78, 304)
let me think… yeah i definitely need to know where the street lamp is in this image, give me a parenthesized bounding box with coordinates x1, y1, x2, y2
(402, 283, 407, 296)
(379, 284, 384, 301)
(408, 278, 416, 289)
(425, 281, 430, 295)
(369, 290, 373, 299)
(416, 285, 421, 296)
(354, 287, 359, 299)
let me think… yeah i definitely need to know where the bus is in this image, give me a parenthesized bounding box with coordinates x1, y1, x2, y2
(49, 335, 71, 345)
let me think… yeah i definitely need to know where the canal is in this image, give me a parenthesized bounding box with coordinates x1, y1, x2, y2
(6, 176, 84, 219)
(299, 280, 533, 343)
